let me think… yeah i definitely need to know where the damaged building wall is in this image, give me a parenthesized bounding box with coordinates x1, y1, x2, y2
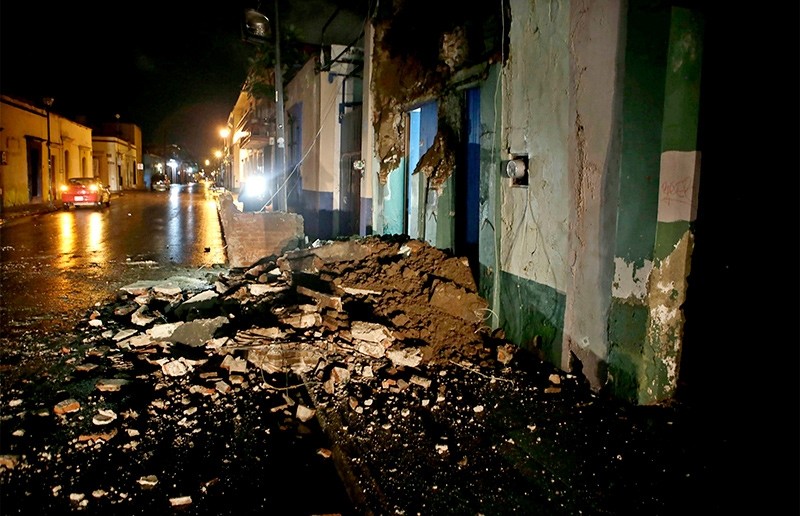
(475, 1, 702, 404)
(362, 0, 702, 405)
(367, 0, 505, 248)
(562, 1, 625, 391)
(492, 0, 573, 366)
(609, 6, 703, 405)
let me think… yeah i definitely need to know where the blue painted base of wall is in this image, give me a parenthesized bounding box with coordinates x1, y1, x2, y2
(301, 190, 334, 241)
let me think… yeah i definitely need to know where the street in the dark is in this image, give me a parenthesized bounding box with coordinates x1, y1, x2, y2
(0, 185, 789, 515)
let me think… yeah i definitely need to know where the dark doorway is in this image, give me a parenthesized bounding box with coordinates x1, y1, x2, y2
(25, 138, 43, 200)
(456, 87, 481, 273)
(339, 105, 362, 236)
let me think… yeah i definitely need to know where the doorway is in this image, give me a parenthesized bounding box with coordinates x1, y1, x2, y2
(456, 87, 481, 271)
(339, 105, 362, 236)
(405, 101, 437, 241)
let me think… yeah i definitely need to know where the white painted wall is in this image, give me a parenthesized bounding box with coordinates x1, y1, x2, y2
(563, 0, 625, 376)
(503, 0, 571, 293)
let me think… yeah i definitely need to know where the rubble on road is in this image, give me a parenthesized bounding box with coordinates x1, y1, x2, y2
(1, 234, 707, 515)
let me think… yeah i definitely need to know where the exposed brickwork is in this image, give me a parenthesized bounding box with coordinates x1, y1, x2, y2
(218, 194, 305, 268)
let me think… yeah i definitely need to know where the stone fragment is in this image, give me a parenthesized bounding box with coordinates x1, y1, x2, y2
(215, 381, 232, 394)
(497, 344, 515, 365)
(410, 375, 431, 389)
(170, 496, 192, 507)
(280, 312, 321, 329)
(75, 363, 99, 373)
(147, 322, 184, 340)
(354, 340, 386, 359)
(248, 283, 289, 296)
(247, 344, 323, 375)
(119, 333, 153, 349)
(296, 285, 343, 311)
(162, 359, 191, 376)
(351, 321, 394, 343)
(96, 378, 130, 392)
(92, 409, 117, 426)
(386, 347, 423, 368)
(341, 286, 383, 296)
(112, 329, 138, 342)
(131, 306, 156, 326)
(174, 289, 219, 318)
(296, 404, 316, 422)
(0, 455, 20, 469)
(168, 316, 228, 347)
(137, 475, 158, 488)
(54, 399, 81, 415)
(78, 428, 117, 442)
(220, 354, 248, 374)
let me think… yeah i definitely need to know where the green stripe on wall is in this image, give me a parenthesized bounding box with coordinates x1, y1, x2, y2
(608, 300, 649, 403)
(653, 220, 692, 260)
(661, 7, 704, 152)
(483, 266, 566, 366)
(615, 2, 671, 263)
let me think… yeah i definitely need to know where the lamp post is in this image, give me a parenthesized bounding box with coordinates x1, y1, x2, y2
(272, 1, 287, 212)
(43, 97, 55, 208)
(219, 127, 231, 188)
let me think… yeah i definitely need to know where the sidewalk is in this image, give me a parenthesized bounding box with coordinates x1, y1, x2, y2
(0, 202, 59, 226)
(0, 192, 124, 227)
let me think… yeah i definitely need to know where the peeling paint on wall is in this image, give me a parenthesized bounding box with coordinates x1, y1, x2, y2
(641, 229, 693, 403)
(612, 257, 653, 301)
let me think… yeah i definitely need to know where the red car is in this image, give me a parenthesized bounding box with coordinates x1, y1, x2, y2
(60, 177, 111, 209)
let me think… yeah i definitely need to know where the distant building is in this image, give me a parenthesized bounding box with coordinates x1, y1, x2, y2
(0, 94, 145, 214)
(91, 120, 143, 191)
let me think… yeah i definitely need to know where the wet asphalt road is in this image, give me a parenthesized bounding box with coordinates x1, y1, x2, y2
(0, 183, 227, 338)
(0, 184, 358, 515)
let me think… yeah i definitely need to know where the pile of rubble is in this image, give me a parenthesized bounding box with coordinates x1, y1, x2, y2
(3, 235, 578, 514)
(2, 234, 716, 515)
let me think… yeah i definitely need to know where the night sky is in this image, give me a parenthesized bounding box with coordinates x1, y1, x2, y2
(1, 2, 254, 160)
(0, 1, 366, 162)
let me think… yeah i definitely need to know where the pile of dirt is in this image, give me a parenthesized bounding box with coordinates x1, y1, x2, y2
(276, 234, 494, 364)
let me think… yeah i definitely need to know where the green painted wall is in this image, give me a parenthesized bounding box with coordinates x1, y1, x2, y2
(607, 301, 648, 402)
(610, 3, 704, 404)
(661, 8, 704, 153)
(615, 4, 670, 264)
(477, 64, 502, 328)
(653, 220, 691, 260)
(608, 2, 672, 401)
(435, 174, 455, 250)
(485, 266, 566, 366)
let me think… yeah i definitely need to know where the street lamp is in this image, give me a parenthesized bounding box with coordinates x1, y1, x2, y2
(43, 97, 55, 208)
(219, 127, 231, 188)
(244, 4, 287, 212)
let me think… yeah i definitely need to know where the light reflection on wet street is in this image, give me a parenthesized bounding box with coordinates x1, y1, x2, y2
(0, 183, 227, 337)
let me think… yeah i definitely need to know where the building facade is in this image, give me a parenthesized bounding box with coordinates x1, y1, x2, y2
(0, 95, 94, 211)
(227, 0, 716, 406)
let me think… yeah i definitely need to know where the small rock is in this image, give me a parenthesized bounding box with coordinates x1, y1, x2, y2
(54, 399, 81, 415)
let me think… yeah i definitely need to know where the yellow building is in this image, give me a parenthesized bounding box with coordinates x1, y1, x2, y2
(0, 95, 93, 210)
